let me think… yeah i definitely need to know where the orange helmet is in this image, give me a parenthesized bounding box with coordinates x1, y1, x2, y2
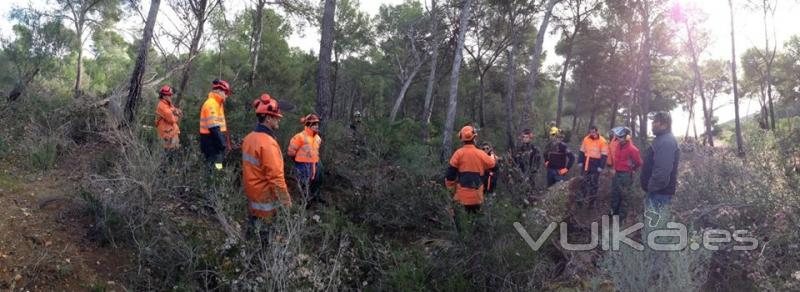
(252, 93, 283, 117)
(211, 79, 232, 95)
(301, 113, 320, 125)
(159, 85, 173, 97)
(459, 125, 477, 142)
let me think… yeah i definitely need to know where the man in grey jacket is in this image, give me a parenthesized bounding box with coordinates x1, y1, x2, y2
(640, 112, 680, 229)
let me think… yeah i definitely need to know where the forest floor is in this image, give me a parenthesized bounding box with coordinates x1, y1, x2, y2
(0, 143, 130, 291)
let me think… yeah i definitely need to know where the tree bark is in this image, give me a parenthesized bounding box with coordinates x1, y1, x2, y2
(248, 0, 266, 87)
(125, 0, 161, 124)
(637, 0, 652, 145)
(729, 0, 745, 156)
(555, 45, 574, 127)
(421, 0, 440, 139)
(316, 0, 336, 124)
(685, 21, 713, 146)
(389, 60, 423, 123)
(440, 0, 472, 162)
(762, 0, 776, 130)
(556, 7, 581, 127)
(176, 0, 209, 107)
(74, 24, 84, 98)
(521, 0, 559, 127)
(504, 32, 517, 150)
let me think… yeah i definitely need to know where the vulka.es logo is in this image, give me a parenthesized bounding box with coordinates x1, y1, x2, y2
(513, 215, 759, 252)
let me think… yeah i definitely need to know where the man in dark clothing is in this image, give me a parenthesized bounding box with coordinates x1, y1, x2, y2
(513, 129, 541, 187)
(640, 112, 680, 229)
(544, 142, 575, 187)
(481, 142, 499, 195)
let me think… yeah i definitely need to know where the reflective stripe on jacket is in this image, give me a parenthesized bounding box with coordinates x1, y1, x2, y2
(287, 127, 321, 163)
(155, 99, 180, 141)
(199, 91, 227, 134)
(242, 124, 292, 218)
(579, 135, 608, 171)
(445, 144, 496, 206)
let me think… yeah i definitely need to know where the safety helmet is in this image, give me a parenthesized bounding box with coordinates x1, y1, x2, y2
(159, 85, 173, 97)
(252, 93, 283, 117)
(211, 79, 232, 95)
(301, 113, 321, 126)
(354, 110, 362, 118)
(612, 127, 632, 140)
(459, 125, 477, 142)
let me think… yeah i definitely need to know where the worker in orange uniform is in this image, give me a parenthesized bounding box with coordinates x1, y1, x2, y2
(155, 85, 182, 151)
(577, 126, 608, 208)
(607, 129, 620, 168)
(241, 93, 292, 242)
(287, 114, 323, 204)
(199, 79, 232, 172)
(445, 125, 496, 214)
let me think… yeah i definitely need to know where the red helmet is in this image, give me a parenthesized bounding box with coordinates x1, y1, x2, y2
(301, 114, 320, 125)
(159, 85, 173, 97)
(459, 125, 477, 142)
(211, 79, 232, 95)
(252, 93, 282, 117)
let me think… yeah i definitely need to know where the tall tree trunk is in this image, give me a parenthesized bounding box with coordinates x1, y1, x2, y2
(684, 85, 696, 140)
(729, 0, 745, 156)
(125, 0, 161, 124)
(478, 74, 486, 127)
(588, 89, 597, 127)
(609, 97, 619, 130)
(686, 22, 713, 146)
(176, 0, 208, 107)
(504, 32, 517, 150)
(316, 0, 336, 124)
(440, 0, 472, 162)
(638, 1, 652, 145)
(522, 0, 559, 127)
(331, 51, 340, 119)
(74, 25, 84, 98)
(556, 24, 578, 127)
(762, 0, 776, 130)
(389, 62, 423, 123)
(248, 0, 266, 87)
(571, 94, 581, 135)
(421, 0, 440, 139)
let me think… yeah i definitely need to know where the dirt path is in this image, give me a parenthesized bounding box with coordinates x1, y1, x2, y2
(0, 149, 129, 291)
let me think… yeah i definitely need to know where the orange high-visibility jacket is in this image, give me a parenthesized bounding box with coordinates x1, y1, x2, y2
(241, 125, 292, 218)
(287, 127, 322, 163)
(445, 144, 496, 206)
(607, 137, 619, 167)
(579, 135, 609, 171)
(199, 91, 227, 134)
(155, 99, 180, 139)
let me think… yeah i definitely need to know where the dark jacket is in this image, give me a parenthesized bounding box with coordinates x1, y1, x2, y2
(514, 142, 541, 174)
(545, 143, 575, 170)
(641, 131, 680, 195)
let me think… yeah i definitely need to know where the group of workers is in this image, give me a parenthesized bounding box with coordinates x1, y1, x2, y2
(154, 80, 325, 241)
(154, 78, 680, 240)
(445, 113, 680, 226)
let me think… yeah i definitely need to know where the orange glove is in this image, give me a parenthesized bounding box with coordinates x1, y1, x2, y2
(558, 168, 568, 176)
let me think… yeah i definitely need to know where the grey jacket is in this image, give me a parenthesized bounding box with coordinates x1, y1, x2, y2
(640, 131, 680, 195)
